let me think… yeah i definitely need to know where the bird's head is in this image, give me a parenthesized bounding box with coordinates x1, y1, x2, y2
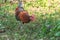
(30, 14, 35, 21)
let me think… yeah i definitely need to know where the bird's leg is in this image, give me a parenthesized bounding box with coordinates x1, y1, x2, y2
(22, 22, 24, 24)
(20, 23, 23, 30)
(19, 22, 23, 30)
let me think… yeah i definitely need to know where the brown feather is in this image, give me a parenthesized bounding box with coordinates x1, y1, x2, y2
(18, 10, 30, 24)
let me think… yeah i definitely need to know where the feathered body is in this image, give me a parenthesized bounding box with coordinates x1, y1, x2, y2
(15, 0, 35, 24)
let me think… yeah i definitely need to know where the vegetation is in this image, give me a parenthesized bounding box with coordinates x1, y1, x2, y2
(0, 0, 60, 40)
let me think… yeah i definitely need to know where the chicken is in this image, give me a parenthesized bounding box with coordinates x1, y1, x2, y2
(15, 7, 35, 24)
(15, 0, 35, 24)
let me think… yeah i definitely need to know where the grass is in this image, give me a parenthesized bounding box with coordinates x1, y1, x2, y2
(0, 0, 60, 40)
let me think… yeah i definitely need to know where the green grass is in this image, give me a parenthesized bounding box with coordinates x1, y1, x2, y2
(0, 0, 60, 40)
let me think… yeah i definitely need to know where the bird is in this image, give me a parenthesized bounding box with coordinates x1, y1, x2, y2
(15, 0, 35, 24)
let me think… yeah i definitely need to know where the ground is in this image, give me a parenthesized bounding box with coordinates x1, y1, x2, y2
(0, 0, 60, 40)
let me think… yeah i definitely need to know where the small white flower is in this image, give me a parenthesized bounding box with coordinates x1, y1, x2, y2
(39, 38, 43, 40)
(6, 19, 8, 22)
(0, 24, 1, 26)
(15, 33, 18, 36)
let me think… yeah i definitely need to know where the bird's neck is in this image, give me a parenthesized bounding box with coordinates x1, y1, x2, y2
(18, 0, 23, 8)
(18, 0, 24, 11)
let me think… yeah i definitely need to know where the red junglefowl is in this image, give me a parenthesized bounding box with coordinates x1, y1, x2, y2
(15, 0, 35, 24)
